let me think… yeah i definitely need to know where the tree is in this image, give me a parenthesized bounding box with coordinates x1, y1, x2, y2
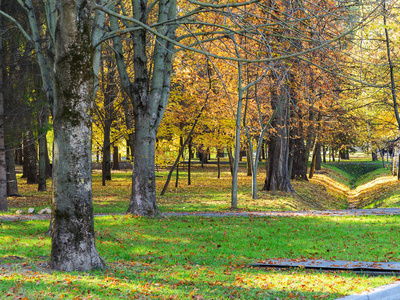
(50, 0, 105, 271)
(109, 0, 177, 216)
(0, 0, 7, 211)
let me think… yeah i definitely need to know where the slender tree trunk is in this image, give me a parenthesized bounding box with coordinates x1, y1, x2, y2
(315, 143, 322, 171)
(102, 119, 112, 183)
(50, 0, 105, 272)
(217, 155, 221, 179)
(246, 148, 252, 176)
(122, 95, 134, 160)
(290, 122, 308, 181)
(175, 163, 179, 188)
(6, 149, 18, 196)
(16, 147, 23, 165)
(0, 13, 7, 210)
(24, 130, 38, 184)
(46, 142, 52, 178)
(227, 147, 234, 175)
(188, 139, 192, 185)
(309, 139, 320, 179)
(38, 108, 49, 191)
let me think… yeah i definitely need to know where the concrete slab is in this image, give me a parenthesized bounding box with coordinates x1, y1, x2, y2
(336, 281, 400, 300)
(252, 258, 400, 273)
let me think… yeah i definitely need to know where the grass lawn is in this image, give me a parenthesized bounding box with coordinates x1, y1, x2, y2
(2, 159, 400, 299)
(1, 215, 399, 299)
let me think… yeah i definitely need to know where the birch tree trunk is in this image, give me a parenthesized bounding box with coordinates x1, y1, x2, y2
(50, 0, 105, 271)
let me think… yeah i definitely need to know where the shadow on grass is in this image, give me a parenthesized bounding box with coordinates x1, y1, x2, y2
(0, 215, 398, 299)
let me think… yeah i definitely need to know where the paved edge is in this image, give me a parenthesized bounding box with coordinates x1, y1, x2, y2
(336, 281, 400, 300)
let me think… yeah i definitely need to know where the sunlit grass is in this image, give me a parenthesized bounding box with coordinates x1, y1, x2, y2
(0, 215, 399, 299)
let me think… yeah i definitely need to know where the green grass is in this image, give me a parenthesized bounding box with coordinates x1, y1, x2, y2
(1, 215, 399, 299)
(323, 163, 387, 188)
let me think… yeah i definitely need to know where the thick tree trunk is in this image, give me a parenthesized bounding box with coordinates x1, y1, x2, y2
(263, 89, 294, 193)
(112, 146, 120, 170)
(50, 0, 105, 272)
(127, 115, 159, 216)
(24, 130, 38, 184)
(6, 149, 18, 196)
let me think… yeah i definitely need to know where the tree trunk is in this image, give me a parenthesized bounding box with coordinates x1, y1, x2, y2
(38, 133, 47, 191)
(122, 95, 134, 160)
(110, 0, 177, 216)
(50, 0, 105, 272)
(112, 146, 120, 170)
(188, 138, 192, 185)
(309, 139, 320, 179)
(290, 120, 308, 181)
(0, 15, 7, 210)
(322, 145, 326, 163)
(217, 155, 221, 179)
(102, 118, 112, 183)
(263, 87, 294, 193)
(16, 147, 23, 165)
(24, 130, 38, 184)
(227, 147, 234, 175)
(315, 143, 322, 171)
(127, 115, 159, 216)
(38, 108, 49, 191)
(246, 148, 252, 176)
(46, 141, 52, 178)
(6, 149, 18, 196)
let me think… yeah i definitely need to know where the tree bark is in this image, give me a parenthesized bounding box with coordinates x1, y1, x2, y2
(6, 149, 18, 196)
(290, 120, 308, 181)
(50, 0, 105, 272)
(0, 10, 7, 210)
(112, 146, 120, 170)
(246, 148, 252, 176)
(110, 0, 177, 216)
(263, 86, 294, 193)
(38, 108, 49, 191)
(23, 130, 38, 184)
(127, 114, 159, 216)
